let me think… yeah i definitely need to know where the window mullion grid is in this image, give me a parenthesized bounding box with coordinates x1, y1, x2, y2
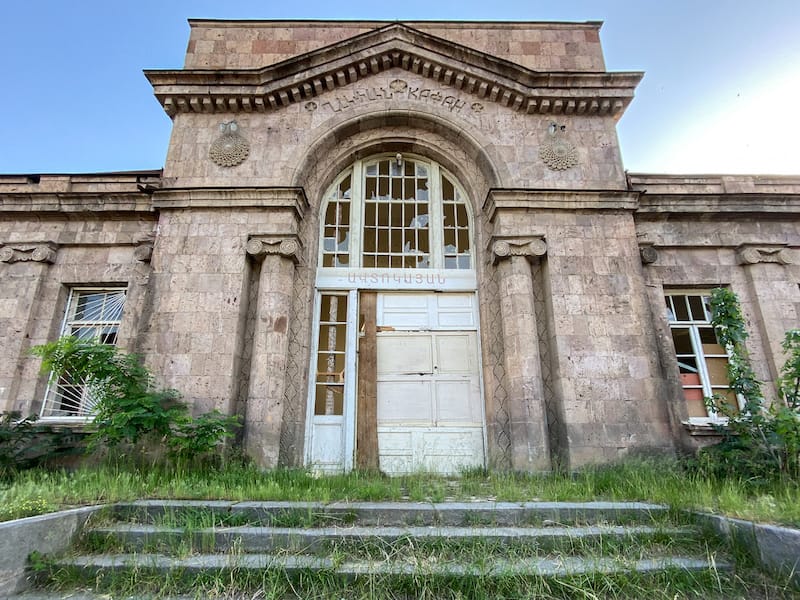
(351, 162, 363, 267)
(428, 162, 443, 269)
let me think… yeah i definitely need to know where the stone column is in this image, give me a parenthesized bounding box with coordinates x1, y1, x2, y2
(243, 236, 301, 468)
(0, 243, 58, 413)
(492, 236, 551, 471)
(738, 245, 800, 397)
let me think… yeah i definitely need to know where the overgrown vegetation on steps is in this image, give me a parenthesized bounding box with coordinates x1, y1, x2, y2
(2, 459, 799, 525)
(37, 562, 773, 600)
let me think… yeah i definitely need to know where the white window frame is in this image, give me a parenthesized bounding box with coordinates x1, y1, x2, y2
(316, 154, 475, 282)
(39, 287, 127, 421)
(665, 291, 743, 425)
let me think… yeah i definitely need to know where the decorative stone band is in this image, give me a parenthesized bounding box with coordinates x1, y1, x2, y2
(638, 243, 659, 265)
(737, 245, 795, 266)
(491, 237, 547, 264)
(0, 242, 58, 264)
(246, 235, 302, 264)
(146, 25, 640, 119)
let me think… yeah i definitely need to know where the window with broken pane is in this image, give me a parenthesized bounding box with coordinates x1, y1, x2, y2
(665, 292, 739, 421)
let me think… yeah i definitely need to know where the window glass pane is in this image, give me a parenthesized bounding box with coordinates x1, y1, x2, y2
(673, 296, 690, 321)
(688, 295, 705, 321)
(698, 327, 725, 354)
(670, 327, 694, 355)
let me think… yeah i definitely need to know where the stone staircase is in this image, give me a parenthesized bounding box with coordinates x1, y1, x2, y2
(30, 499, 734, 598)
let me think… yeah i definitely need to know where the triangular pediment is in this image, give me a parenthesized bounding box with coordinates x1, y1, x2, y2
(146, 23, 641, 118)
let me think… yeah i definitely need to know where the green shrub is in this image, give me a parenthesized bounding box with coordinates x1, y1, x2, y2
(0, 412, 79, 480)
(31, 337, 239, 465)
(697, 289, 800, 483)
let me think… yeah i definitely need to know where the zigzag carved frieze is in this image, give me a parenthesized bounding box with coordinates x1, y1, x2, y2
(151, 48, 636, 119)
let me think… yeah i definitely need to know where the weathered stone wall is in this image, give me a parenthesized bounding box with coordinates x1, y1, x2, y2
(631, 181, 800, 450)
(162, 72, 627, 192)
(0, 199, 157, 415)
(184, 20, 606, 72)
(487, 192, 675, 467)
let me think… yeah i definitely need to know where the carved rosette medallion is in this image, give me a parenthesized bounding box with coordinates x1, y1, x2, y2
(209, 121, 250, 168)
(539, 123, 578, 171)
(246, 236, 302, 264)
(389, 79, 408, 92)
(491, 237, 547, 264)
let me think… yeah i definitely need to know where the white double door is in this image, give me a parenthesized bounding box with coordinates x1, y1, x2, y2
(307, 291, 485, 474)
(375, 293, 485, 474)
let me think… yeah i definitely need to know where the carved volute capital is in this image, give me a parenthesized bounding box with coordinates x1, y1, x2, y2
(133, 233, 155, 263)
(736, 244, 795, 266)
(0, 242, 58, 264)
(491, 236, 547, 264)
(639, 243, 659, 265)
(246, 235, 302, 264)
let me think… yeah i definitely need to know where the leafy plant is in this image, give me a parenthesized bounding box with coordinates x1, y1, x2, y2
(697, 288, 800, 483)
(0, 411, 77, 479)
(31, 337, 238, 465)
(0, 411, 40, 479)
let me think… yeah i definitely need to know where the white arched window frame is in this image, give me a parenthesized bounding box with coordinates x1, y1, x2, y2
(317, 155, 476, 286)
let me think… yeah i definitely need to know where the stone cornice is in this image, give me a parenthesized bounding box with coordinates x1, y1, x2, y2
(484, 189, 638, 221)
(146, 23, 641, 118)
(635, 195, 800, 215)
(152, 187, 309, 218)
(0, 193, 155, 214)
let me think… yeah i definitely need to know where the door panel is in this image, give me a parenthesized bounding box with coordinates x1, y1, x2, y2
(375, 293, 484, 475)
(377, 335, 433, 374)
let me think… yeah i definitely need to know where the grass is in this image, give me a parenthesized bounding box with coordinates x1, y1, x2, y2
(2, 458, 799, 526)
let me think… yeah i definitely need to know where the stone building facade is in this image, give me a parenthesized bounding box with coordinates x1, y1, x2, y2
(1, 20, 798, 473)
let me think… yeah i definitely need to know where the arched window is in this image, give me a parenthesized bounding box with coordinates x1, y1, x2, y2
(319, 155, 472, 271)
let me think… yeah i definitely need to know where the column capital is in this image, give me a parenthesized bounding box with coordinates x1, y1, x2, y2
(490, 236, 547, 264)
(0, 242, 58, 264)
(736, 244, 795, 265)
(246, 235, 302, 264)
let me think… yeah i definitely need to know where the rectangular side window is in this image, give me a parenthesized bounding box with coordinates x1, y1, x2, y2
(665, 292, 740, 424)
(40, 287, 126, 419)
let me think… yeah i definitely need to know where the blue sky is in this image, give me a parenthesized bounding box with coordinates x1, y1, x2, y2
(1, 0, 798, 175)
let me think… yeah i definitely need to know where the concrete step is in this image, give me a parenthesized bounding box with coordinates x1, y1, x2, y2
(85, 523, 697, 554)
(52, 552, 733, 579)
(109, 499, 672, 527)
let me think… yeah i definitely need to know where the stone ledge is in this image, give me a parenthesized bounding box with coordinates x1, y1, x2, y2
(0, 505, 104, 596)
(152, 187, 309, 217)
(695, 512, 800, 588)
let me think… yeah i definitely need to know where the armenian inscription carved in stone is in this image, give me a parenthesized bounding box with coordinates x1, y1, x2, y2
(320, 79, 475, 115)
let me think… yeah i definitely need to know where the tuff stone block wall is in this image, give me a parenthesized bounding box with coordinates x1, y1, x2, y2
(184, 20, 606, 72)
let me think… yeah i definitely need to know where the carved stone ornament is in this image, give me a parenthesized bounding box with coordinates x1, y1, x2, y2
(539, 122, 579, 171)
(0, 242, 58, 264)
(133, 233, 155, 263)
(491, 237, 547, 264)
(639, 243, 659, 265)
(209, 121, 250, 168)
(737, 245, 795, 266)
(246, 236, 302, 263)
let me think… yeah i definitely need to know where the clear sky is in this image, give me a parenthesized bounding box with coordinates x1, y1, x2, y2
(1, 0, 798, 175)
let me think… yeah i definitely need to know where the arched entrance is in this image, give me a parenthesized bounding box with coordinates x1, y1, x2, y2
(304, 153, 486, 474)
